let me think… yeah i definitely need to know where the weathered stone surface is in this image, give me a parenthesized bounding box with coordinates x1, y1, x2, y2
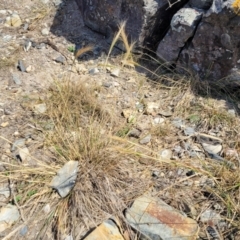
(157, 8, 202, 62)
(84, 219, 124, 240)
(75, 0, 189, 49)
(50, 160, 78, 198)
(189, 0, 213, 10)
(178, 0, 240, 80)
(125, 194, 199, 240)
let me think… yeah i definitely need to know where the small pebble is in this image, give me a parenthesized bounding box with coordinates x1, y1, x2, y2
(139, 134, 151, 144)
(41, 28, 49, 36)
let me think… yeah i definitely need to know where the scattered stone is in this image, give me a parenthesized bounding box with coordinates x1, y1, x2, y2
(159, 149, 172, 161)
(0, 10, 7, 15)
(76, 63, 88, 74)
(34, 103, 47, 114)
(24, 39, 32, 52)
(103, 82, 112, 88)
(41, 28, 50, 36)
(19, 225, 28, 236)
(84, 219, 124, 240)
(23, 23, 29, 31)
(89, 68, 99, 75)
(202, 143, 222, 155)
(128, 128, 141, 138)
(184, 127, 195, 136)
(3, 35, 12, 42)
(43, 204, 51, 214)
(228, 109, 236, 117)
(158, 109, 173, 117)
(18, 60, 26, 72)
(18, 147, 31, 163)
(172, 118, 185, 128)
(122, 109, 136, 123)
(200, 209, 221, 225)
(125, 194, 199, 240)
(110, 68, 120, 77)
(65, 235, 73, 240)
(50, 160, 79, 198)
(55, 55, 66, 64)
(5, 13, 22, 27)
(26, 65, 32, 73)
(139, 134, 151, 144)
(11, 138, 26, 152)
(1, 122, 9, 127)
(0, 184, 10, 198)
(153, 117, 165, 125)
(0, 205, 20, 233)
(145, 102, 160, 115)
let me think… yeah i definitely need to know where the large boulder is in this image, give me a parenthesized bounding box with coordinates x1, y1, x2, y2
(75, 0, 189, 49)
(156, 0, 240, 80)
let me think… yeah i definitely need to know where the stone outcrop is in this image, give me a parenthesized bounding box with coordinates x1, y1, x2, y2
(75, 0, 189, 49)
(75, 0, 240, 80)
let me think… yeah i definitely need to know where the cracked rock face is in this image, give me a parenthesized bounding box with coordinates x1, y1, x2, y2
(75, 0, 240, 80)
(156, 8, 202, 62)
(75, 0, 188, 49)
(179, 0, 240, 80)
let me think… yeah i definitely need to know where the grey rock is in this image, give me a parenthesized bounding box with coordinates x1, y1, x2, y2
(110, 68, 120, 77)
(0, 205, 20, 233)
(200, 209, 221, 225)
(189, 0, 213, 10)
(11, 138, 26, 152)
(34, 103, 47, 114)
(125, 194, 199, 240)
(18, 147, 31, 163)
(89, 68, 99, 75)
(153, 117, 165, 125)
(55, 55, 66, 64)
(158, 109, 173, 117)
(184, 127, 195, 136)
(24, 39, 31, 52)
(12, 74, 21, 85)
(18, 60, 26, 72)
(19, 225, 28, 236)
(103, 82, 112, 88)
(157, 8, 202, 62)
(159, 149, 172, 161)
(172, 118, 185, 128)
(139, 134, 151, 144)
(0, 184, 10, 198)
(179, 1, 240, 80)
(128, 128, 141, 138)
(3, 35, 12, 42)
(53, 0, 63, 6)
(50, 160, 79, 198)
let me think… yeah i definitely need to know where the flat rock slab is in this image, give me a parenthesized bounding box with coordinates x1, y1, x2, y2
(50, 160, 79, 198)
(125, 194, 199, 240)
(84, 219, 124, 240)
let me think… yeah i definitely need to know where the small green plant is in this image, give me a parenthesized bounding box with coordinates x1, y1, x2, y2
(27, 189, 37, 197)
(67, 45, 75, 53)
(15, 195, 22, 202)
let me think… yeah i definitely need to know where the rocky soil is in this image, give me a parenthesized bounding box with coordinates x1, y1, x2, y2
(0, 0, 240, 239)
